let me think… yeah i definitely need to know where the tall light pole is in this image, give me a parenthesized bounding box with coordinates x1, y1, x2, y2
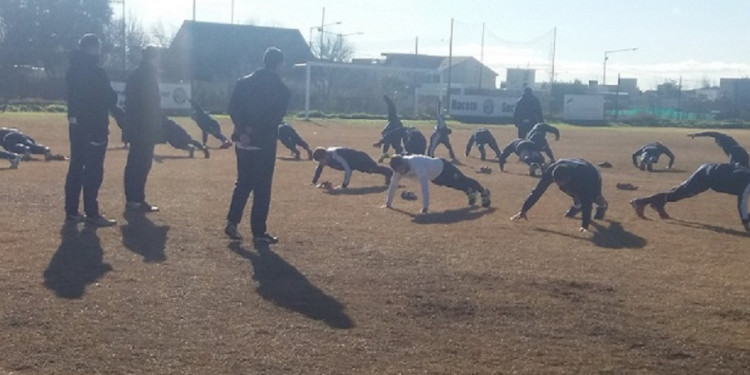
(603, 47, 637, 85)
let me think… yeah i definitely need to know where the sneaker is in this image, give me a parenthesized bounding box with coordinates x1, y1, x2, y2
(203, 148, 210, 159)
(480, 189, 491, 208)
(126, 201, 159, 212)
(293, 151, 301, 160)
(188, 147, 195, 158)
(630, 199, 647, 219)
(220, 140, 233, 149)
(65, 213, 86, 223)
(225, 222, 242, 240)
(650, 202, 671, 219)
(9, 154, 20, 169)
(594, 206, 607, 220)
(253, 233, 279, 244)
(467, 191, 478, 206)
(564, 206, 580, 218)
(85, 214, 117, 227)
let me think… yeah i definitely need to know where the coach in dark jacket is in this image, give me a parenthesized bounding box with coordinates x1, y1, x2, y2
(124, 46, 162, 212)
(64, 33, 118, 226)
(513, 87, 544, 138)
(224, 47, 291, 243)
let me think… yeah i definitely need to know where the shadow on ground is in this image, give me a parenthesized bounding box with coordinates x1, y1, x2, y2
(228, 242, 354, 329)
(390, 206, 495, 224)
(534, 220, 647, 249)
(43, 224, 112, 299)
(671, 218, 750, 237)
(121, 211, 169, 262)
(324, 185, 389, 195)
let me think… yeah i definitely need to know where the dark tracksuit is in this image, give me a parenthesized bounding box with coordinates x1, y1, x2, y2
(64, 50, 117, 217)
(226, 68, 290, 236)
(161, 116, 206, 153)
(312, 147, 392, 188)
(1, 149, 18, 161)
(377, 95, 404, 155)
(525, 122, 559, 163)
(632, 142, 674, 171)
(427, 105, 455, 159)
(465, 128, 502, 161)
(519, 158, 608, 230)
(1, 130, 49, 155)
(635, 163, 750, 228)
(403, 127, 427, 155)
(189, 99, 230, 145)
(513, 90, 544, 138)
(110, 105, 128, 144)
(277, 123, 311, 157)
(124, 60, 162, 204)
(498, 138, 546, 171)
(690, 131, 749, 167)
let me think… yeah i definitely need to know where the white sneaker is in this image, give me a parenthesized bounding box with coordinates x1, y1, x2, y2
(9, 154, 20, 169)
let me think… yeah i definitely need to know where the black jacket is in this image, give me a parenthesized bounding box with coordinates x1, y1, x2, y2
(513, 91, 543, 126)
(228, 68, 290, 148)
(65, 50, 117, 142)
(521, 159, 602, 229)
(125, 62, 162, 144)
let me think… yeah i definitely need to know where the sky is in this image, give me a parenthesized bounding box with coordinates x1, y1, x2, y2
(120, 0, 750, 90)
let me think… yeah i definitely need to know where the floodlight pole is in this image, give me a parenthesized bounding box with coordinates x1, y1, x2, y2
(603, 47, 637, 85)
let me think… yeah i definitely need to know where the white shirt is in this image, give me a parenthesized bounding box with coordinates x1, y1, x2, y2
(386, 155, 445, 211)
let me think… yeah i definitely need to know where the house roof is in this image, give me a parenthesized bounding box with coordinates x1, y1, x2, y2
(380, 53, 497, 77)
(167, 21, 314, 80)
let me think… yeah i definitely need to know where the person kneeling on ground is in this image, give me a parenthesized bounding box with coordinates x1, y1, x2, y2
(630, 163, 750, 232)
(312, 147, 392, 189)
(511, 158, 608, 232)
(385, 154, 490, 214)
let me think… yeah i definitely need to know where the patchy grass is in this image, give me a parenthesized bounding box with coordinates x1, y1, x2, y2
(1, 113, 749, 374)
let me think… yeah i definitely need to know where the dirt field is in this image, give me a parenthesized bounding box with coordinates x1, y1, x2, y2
(1, 113, 749, 374)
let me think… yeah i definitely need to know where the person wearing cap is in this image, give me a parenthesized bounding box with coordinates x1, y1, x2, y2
(63, 33, 119, 227)
(511, 158, 608, 232)
(513, 87, 544, 139)
(123, 45, 162, 213)
(224, 47, 291, 243)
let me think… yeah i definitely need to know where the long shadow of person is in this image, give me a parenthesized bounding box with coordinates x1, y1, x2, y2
(43, 224, 112, 299)
(227, 242, 354, 329)
(121, 211, 169, 263)
(671, 218, 750, 237)
(324, 185, 389, 195)
(534, 220, 647, 249)
(390, 206, 496, 224)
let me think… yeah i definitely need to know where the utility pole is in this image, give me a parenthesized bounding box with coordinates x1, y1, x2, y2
(446, 18, 454, 115)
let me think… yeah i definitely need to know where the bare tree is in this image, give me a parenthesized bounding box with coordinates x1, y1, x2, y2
(150, 21, 177, 48)
(102, 13, 150, 71)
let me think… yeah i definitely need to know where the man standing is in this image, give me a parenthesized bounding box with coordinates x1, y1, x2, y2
(513, 87, 544, 139)
(124, 46, 162, 212)
(225, 47, 290, 243)
(64, 33, 118, 226)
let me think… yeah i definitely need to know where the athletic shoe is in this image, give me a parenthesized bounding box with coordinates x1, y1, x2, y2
(467, 191, 478, 206)
(126, 201, 159, 212)
(9, 154, 20, 169)
(630, 198, 647, 219)
(650, 202, 671, 219)
(564, 206, 580, 218)
(85, 215, 117, 227)
(65, 213, 86, 223)
(224, 222, 242, 240)
(594, 206, 607, 220)
(253, 233, 279, 244)
(293, 151, 301, 160)
(220, 140, 233, 149)
(203, 148, 210, 159)
(188, 147, 195, 158)
(480, 189, 491, 208)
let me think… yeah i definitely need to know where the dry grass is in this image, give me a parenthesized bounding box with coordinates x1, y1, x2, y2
(1, 113, 749, 374)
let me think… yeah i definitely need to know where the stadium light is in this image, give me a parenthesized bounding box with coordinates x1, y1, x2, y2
(603, 47, 637, 86)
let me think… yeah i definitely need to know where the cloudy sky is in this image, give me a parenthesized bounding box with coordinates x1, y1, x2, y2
(122, 0, 750, 89)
